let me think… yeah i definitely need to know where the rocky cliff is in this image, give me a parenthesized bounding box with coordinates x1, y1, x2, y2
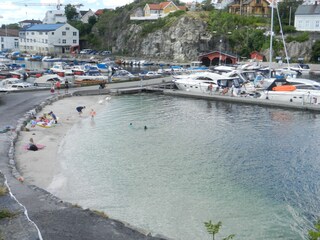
(112, 14, 215, 62)
(97, 12, 315, 62)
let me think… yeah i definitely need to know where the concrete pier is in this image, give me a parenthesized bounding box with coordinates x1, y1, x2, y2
(163, 89, 320, 113)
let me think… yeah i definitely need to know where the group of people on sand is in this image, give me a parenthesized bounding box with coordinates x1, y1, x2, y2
(26, 111, 58, 130)
(27, 107, 96, 151)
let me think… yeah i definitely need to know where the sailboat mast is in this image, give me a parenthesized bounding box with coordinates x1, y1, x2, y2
(269, 0, 274, 78)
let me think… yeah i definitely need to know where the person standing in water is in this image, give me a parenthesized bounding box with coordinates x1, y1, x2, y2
(90, 109, 96, 119)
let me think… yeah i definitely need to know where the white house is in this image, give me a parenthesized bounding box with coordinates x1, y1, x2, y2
(130, 1, 186, 21)
(0, 29, 19, 52)
(43, 10, 67, 24)
(79, 9, 96, 23)
(19, 23, 79, 54)
(294, 3, 320, 31)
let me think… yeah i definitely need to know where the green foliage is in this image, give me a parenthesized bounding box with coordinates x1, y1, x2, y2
(277, 0, 303, 26)
(88, 16, 97, 26)
(0, 186, 8, 196)
(204, 220, 235, 240)
(202, 0, 215, 11)
(69, 21, 92, 37)
(65, 4, 78, 21)
(140, 10, 186, 37)
(308, 219, 320, 240)
(311, 40, 320, 63)
(286, 32, 309, 43)
(282, 25, 297, 33)
(0, 209, 15, 219)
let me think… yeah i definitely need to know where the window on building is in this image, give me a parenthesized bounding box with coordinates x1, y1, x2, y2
(316, 21, 319, 28)
(256, 0, 261, 4)
(62, 39, 66, 44)
(1, 37, 3, 42)
(73, 40, 77, 44)
(31, 32, 34, 35)
(45, 32, 48, 35)
(14, 42, 19, 48)
(45, 39, 48, 43)
(40, 32, 43, 35)
(73, 32, 77, 36)
(52, 32, 54, 35)
(66, 27, 70, 30)
(62, 31, 66, 36)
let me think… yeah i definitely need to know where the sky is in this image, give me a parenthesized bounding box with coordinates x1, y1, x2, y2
(0, 0, 189, 25)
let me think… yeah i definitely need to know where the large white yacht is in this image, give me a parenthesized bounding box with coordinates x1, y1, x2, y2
(257, 78, 320, 105)
(173, 71, 255, 96)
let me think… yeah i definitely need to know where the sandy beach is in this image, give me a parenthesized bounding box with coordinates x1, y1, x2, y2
(15, 95, 107, 190)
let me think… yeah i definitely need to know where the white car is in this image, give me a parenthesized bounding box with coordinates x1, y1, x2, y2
(79, 49, 92, 54)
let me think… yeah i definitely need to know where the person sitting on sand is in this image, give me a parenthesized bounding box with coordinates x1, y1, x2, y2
(28, 138, 38, 151)
(48, 111, 58, 124)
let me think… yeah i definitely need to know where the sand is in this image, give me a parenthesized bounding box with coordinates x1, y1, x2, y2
(15, 95, 108, 190)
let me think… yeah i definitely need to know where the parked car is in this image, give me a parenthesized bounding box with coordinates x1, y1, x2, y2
(80, 49, 93, 54)
(101, 50, 112, 55)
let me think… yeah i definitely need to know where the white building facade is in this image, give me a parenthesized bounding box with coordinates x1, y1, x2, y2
(295, 4, 320, 31)
(19, 23, 79, 54)
(43, 10, 67, 24)
(0, 29, 19, 52)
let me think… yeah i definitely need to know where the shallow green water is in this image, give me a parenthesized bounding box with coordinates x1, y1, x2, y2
(55, 93, 320, 240)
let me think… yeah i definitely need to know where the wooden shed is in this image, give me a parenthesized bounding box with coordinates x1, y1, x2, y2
(250, 51, 264, 61)
(198, 51, 238, 66)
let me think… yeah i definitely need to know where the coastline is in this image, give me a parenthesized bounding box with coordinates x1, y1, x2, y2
(15, 95, 105, 190)
(11, 93, 168, 240)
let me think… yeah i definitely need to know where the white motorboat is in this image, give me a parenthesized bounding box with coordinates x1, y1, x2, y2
(112, 70, 137, 81)
(0, 78, 33, 91)
(257, 78, 320, 105)
(289, 64, 310, 75)
(173, 71, 255, 96)
(33, 74, 64, 87)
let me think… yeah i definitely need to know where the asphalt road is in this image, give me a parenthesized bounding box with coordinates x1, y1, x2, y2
(0, 78, 173, 240)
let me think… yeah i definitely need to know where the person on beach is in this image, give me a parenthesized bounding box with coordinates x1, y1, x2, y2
(48, 111, 58, 124)
(55, 81, 61, 94)
(64, 80, 69, 93)
(90, 109, 96, 119)
(28, 138, 38, 151)
(50, 84, 55, 94)
(76, 106, 86, 116)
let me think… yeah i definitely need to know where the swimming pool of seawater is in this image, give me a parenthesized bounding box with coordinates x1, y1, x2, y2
(54, 93, 320, 240)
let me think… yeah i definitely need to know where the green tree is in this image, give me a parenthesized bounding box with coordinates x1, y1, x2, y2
(88, 16, 97, 26)
(311, 40, 320, 63)
(309, 219, 320, 240)
(204, 220, 235, 240)
(202, 0, 214, 11)
(65, 4, 78, 21)
(277, 0, 303, 26)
